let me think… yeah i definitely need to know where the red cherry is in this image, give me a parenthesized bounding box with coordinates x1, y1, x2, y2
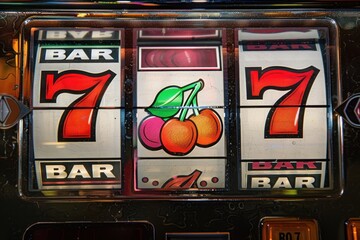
(160, 118, 197, 155)
(189, 109, 222, 147)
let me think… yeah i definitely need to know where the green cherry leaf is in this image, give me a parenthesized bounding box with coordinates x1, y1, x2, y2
(146, 86, 183, 118)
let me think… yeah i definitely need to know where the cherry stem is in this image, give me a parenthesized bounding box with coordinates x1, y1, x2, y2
(180, 80, 202, 92)
(192, 97, 200, 116)
(179, 79, 204, 121)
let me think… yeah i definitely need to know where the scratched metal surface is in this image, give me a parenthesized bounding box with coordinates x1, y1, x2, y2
(0, 9, 360, 240)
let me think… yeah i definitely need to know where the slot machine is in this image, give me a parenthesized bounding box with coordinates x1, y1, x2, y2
(0, 1, 359, 239)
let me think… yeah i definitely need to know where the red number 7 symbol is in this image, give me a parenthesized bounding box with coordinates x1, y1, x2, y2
(40, 70, 116, 141)
(246, 66, 319, 138)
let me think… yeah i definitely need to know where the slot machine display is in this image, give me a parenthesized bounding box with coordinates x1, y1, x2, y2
(0, 1, 360, 239)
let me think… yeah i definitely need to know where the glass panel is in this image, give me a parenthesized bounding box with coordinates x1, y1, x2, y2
(237, 28, 331, 190)
(30, 28, 123, 191)
(135, 28, 227, 191)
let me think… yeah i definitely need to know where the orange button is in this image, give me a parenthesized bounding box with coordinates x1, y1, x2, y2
(261, 217, 319, 240)
(347, 218, 360, 240)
